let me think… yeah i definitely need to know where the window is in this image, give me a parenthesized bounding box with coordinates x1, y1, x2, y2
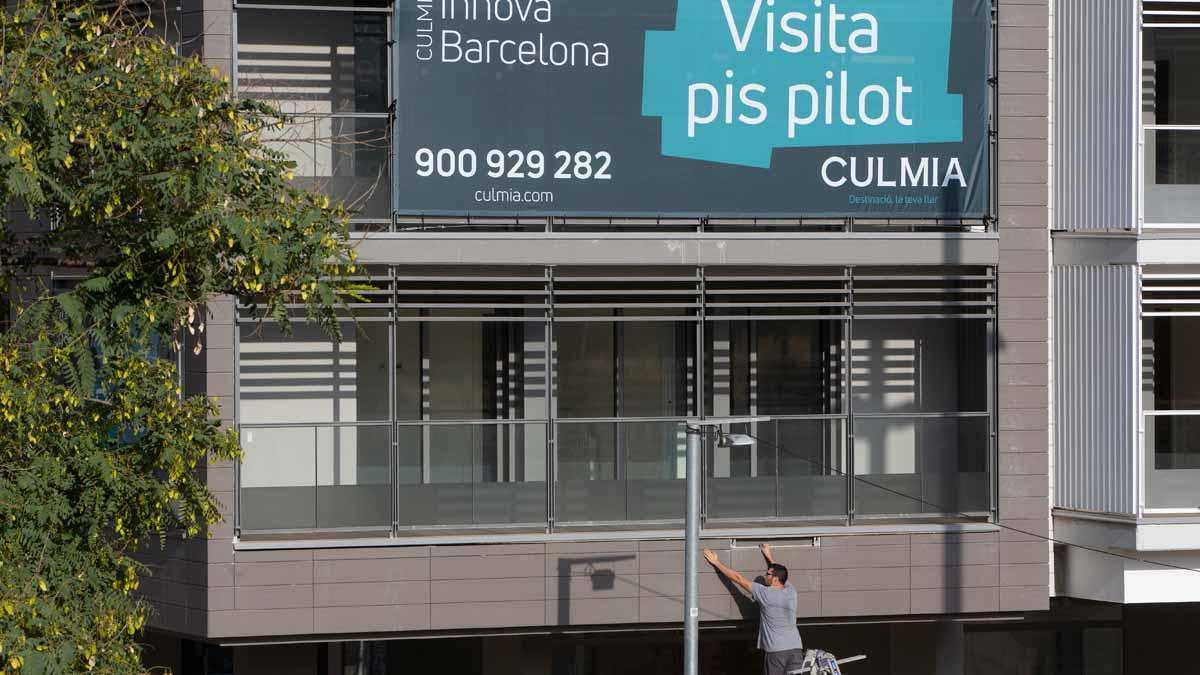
(1142, 269, 1200, 509)
(235, 266, 996, 534)
(236, 2, 392, 225)
(1143, 23, 1200, 225)
(237, 321, 392, 530)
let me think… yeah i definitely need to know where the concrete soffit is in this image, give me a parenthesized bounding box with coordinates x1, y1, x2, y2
(1053, 231, 1200, 266)
(351, 232, 1000, 266)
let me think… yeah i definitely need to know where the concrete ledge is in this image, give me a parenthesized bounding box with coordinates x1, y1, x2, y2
(234, 523, 1000, 552)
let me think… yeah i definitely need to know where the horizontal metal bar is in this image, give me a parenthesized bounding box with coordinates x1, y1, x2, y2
(553, 316, 698, 322)
(237, 525, 392, 536)
(258, 112, 392, 119)
(851, 411, 991, 419)
(848, 288, 992, 295)
(553, 289, 699, 296)
(706, 276, 850, 282)
(554, 416, 692, 424)
(1143, 410, 1200, 416)
(705, 289, 850, 296)
(395, 419, 550, 427)
(851, 274, 995, 281)
(239, 421, 394, 429)
(705, 314, 850, 321)
(553, 276, 700, 282)
(393, 290, 549, 296)
(394, 276, 547, 282)
(236, 316, 396, 323)
(394, 316, 547, 322)
(851, 313, 995, 319)
(852, 301, 995, 307)
(706, 302, 849, 308)
(394, 303, 547, 309)
(235, 3, 393, 12)
(233, 522, 1000, 551)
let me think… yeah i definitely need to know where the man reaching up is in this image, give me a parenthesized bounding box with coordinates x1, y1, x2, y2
(703, 543, 804, 675)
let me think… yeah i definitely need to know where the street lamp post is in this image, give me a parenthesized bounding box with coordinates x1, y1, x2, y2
(683, 417, 769, 675)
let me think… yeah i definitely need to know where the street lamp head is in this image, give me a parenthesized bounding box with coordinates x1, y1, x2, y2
(718, 433, 755, 448)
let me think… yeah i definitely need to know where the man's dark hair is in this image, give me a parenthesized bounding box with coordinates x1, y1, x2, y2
(768, 563, 789, 585)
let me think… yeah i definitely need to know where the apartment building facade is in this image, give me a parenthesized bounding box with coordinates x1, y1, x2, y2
(132, 0, 1062, 673)
(1050, 0, 1200, 654)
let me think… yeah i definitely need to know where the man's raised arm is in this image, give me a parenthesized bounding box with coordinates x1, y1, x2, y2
(703, 549, 753, 592)
(759, 542, 776, 566)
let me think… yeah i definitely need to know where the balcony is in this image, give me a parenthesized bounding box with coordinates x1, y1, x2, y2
(234, 265, 996, 539)
(237, 416, 991, 536)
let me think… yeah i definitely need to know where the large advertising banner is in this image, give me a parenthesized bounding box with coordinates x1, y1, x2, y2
(395, 0, 991, 218)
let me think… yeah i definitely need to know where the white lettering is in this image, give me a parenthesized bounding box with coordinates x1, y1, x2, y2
(739, 83, 768, 125)
(689, 83, 719, 137)
(822, 156, 847, 187)
(721, 0, 763, 52)
(942, 157, 966, 187)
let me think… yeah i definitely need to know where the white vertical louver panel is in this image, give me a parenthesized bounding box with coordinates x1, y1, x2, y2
(1053, 0, 1139, 231)
(1053, 265, 1139, 514)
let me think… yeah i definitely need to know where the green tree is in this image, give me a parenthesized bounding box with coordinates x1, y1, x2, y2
(0, 2, 359, 671)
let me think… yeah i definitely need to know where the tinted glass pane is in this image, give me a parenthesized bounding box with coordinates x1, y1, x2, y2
(555, 421, 685, 523)
(853, 416, 989, 515)
(1143, 316, 1200, 410)
(556, 322, 694, 418)
(239, 425, 391, 530)
(396, 423, 547, 526)
(1145, 415, 1200, 510)
(1146, 28, 1200, 127)
(706, 419, 847, 520)
(237, 9, 388, 114)
(395, 322, 548, 421)
(239, 322, 390, 424)
(263, 116, 391, 220)
(707, 320, 843, 416)
(851, 320, 988, 414)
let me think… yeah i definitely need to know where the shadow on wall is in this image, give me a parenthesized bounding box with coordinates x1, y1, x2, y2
(556, 555, 638, 625)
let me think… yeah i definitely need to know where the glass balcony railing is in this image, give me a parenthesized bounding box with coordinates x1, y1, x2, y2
(1143, 127, 1200, 228)
(852, 415, 991, 517)
(395, 421, 548, 528)
(239, 423, 392, 531)
(554, 420, 689, 524)
(1145, 413, 1200, 510)
(237, 417, 993, 534)
(705, 418, 848, 522)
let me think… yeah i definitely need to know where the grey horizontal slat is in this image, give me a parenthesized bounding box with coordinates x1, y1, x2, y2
(552, 276, 698, 282)
(705, 302, 849, 308)
(554, 316, 698, 322)
(704, 288, 849, 296)
(393, 303, 548, 309)
(553, 303, 698, 309)
(394, 316, 546, 322)
(852, 275, 994, 282)
(852, 301, 995, 307)
(393, 290, 548, 296)
(552, 289, 698, 296)
(704, 314, 850, 321)
(849, 313, 995, 320)
(393, 276, 545, 282)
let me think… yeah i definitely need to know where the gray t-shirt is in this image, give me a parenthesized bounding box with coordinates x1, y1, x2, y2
(750, 582, 803, 653)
